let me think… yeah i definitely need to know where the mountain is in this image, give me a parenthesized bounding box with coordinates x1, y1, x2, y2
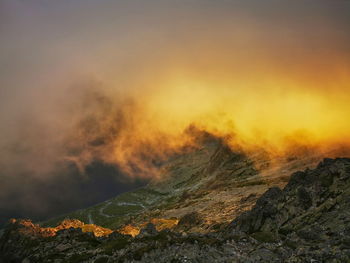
(42, 134, 320, 234)
(2, 135, 348, 262)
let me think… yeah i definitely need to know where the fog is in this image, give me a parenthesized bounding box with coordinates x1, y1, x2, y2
(1, 0, 350, 225)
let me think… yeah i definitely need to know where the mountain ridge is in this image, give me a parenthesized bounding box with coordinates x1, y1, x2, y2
(41, 135, 320, 234)
(1, 157, 350, 262)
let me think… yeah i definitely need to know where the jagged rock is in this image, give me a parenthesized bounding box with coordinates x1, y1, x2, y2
(56, 227, 83, 238)
(230, 187, 283, 233)
(137, 223, 158, 237)
(176, 211, 202, 230)
(108, 230, 130, 240)
(230, 158, 350, 261)
(55, 243, 72, 252)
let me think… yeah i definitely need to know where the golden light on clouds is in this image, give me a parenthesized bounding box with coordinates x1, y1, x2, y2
(98, 67, 350, 177)
(1, 0, 350, 178)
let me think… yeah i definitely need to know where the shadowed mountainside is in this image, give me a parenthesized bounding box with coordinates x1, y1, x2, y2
(42, 134, 321, 234)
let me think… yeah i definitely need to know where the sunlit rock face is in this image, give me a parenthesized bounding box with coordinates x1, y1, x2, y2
(118, 218, 179, 237)
(3, 218, 113, 238)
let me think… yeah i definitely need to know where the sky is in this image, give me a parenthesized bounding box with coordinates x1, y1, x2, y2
(1, 0, 350, 225)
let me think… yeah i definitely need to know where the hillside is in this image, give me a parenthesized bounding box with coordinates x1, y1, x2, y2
(43, 134, 321, 233)
(1, 158, 350, 262)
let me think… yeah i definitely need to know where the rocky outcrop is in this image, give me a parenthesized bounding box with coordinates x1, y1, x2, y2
(176, 211, 203, 231)
(0, 219, 114, 262)
(232, 158, 350, 232)
(1, 158, 350, 262)
(137, 223, 158, 237)
(230, 157, 350, 262)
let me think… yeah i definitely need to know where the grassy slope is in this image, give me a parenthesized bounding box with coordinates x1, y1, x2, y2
(43, 137, 321, 232)
(43, 139, 220, 229)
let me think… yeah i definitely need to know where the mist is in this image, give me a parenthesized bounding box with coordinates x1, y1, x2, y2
(1, 0, 350, 225)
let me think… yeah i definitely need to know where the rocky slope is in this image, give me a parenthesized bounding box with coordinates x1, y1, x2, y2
(1, 157, 350, 262)
(42, 134, 321, 234)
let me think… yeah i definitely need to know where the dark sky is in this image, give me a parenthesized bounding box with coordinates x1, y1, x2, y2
(1, 0, 350, 227)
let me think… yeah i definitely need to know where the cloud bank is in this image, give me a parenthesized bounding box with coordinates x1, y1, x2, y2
(1, 0, 350, 223)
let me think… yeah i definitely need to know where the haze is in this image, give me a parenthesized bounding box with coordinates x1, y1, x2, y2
(1, 0, 350, 225)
